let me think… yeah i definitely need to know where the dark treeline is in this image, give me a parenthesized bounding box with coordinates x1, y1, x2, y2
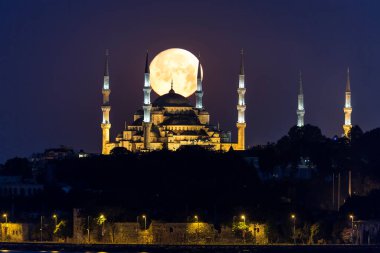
(1, 124, 380, 243)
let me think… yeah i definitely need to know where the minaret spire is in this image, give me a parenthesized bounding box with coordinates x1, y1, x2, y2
(346, 67, 351, 92)
(104, 49, 109, 76)
(236, 49, 246, 150)
(297, 70, 305, 127)
(195, 54, 203, 109)
(145, 50, 150, 74)
(142, 50, 152, 149)
(101, 49, 111, 154)
(343, 67, 352, 138)
(240, 49, 244, 75)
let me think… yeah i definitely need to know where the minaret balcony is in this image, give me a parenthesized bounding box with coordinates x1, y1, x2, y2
(102, 89, 111, 95)
(237, 88, 246, 95)
(101, 105, 111, 111)
(344, 107, 352, 113)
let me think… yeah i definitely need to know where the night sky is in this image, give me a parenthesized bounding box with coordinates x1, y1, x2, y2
(1, 0, 380, 162)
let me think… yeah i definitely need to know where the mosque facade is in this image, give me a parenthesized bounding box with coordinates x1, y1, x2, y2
(100, 49, 247, 154)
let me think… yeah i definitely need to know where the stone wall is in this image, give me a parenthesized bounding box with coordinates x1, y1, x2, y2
(72, 210, 268, 244)
(0, 223, 29, 242)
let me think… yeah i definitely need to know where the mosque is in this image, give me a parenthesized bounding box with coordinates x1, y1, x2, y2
(100, 48, 353, 155)
(100, 49, 247, 154)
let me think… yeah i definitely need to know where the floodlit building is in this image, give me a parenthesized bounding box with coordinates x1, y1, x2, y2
(100, 49, 248, 154)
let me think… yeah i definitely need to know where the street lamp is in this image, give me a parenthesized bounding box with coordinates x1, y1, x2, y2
(99, 214, 106, 237)
(349, 214, 354, 244)
(40, 216, 44, 242)
(52, 214, 58, 241)
(52, 214, 58, 227)
(87, 216, 90, 243)
(241, 215, 246, 225)
(142, 215, 147, 230)
(291, 214, 296, 244)
(240, 215, 246, 243)
(194, 215, 199, 240)
(3, 213, 8, 241)
(2, 214, 7, 224)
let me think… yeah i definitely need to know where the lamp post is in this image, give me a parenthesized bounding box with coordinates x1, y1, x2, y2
(87, 216, 90, 243)
(349, 214, 354, 244)
(52, 214, 58, 227)
(3, 214, 7, 241)
(40, 216, 44, 242)
(291, 214, 296, 244)
(52, 214, 58, 241)
(99, 214, 106, 237)
(241, 215, 246, 243)
(142, 215, 147, 230)
(194, 215, 199, 240)
(2, 214, 7, 224)
(241, 215, 246, 225)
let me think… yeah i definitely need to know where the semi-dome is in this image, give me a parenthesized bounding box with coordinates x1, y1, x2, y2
(152, 89, 192, 107)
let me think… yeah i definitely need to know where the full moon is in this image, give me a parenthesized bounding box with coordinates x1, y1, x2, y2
(150, 48, 203, 97)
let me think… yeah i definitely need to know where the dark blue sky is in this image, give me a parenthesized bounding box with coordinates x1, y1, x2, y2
(0, 0, 379, 162)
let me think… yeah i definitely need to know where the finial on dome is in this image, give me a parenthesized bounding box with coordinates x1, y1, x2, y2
(169, 79, 175, 93)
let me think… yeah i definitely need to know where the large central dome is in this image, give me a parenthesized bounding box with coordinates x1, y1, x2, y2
(152, 88, 192, 107)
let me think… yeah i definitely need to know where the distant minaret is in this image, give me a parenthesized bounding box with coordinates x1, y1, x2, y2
(236, 49, 246, 150)
(297, 71, 305, 127)
(142, 51, 152, 149)
(101, 49, 111, 154)
(195, 55, 203, 109)
(343, 67, 352, 138)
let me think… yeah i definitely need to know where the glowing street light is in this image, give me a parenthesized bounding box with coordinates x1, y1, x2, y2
(194, 215, 200, 240)
(349, 214, 354, 244)
(52, 214, 58, 241)
(2, 214, 7, 224)
(52, 214, 58, 227)
(98, 214, 106, 236)
(241, 215, 246, 225)
(142, 215, 147, 230)
(291, 214, 296, 244)
(3, 213, 8, 241)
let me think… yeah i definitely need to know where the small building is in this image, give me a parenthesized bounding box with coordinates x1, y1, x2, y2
(0, 223, 29, 242)
(353, 220, 380, 244)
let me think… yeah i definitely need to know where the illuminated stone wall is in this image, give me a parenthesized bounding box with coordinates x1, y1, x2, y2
(72, 214, 268, 244)
(0, 223, 29, 242)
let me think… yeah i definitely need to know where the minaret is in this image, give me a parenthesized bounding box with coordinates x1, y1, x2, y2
(236, 49, 246, 150)
(343, 67, 352, 138)
(195, 55, 203, 109)
(101, 49, 111, 154)
(142, 51, 152, 149)
(297, 71, 305, 127)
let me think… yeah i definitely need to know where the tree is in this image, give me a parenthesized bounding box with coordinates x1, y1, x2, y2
(110, 147, 130, 156)
(1, 157, 32, 178)
(308, 223, 320, 244)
